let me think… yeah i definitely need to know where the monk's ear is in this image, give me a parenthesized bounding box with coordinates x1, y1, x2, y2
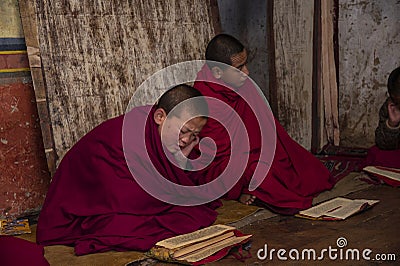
(153, 108, 167, 126)
(211, 66, 223, 79)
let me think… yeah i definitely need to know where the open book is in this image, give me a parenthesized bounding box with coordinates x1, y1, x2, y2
(363, 166, 400, 187)
(296, 197, 379, 220)
(145, 224, 252, 265)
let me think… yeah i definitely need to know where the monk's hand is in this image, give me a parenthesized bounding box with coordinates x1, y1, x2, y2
(181, 136, 200, 158)
(387, 101, 400, 128)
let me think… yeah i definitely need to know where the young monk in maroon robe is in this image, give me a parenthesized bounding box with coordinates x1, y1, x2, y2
(36, 84, 220, 255)
(363, 66, 400, 169)
(193, 34, 335, 214)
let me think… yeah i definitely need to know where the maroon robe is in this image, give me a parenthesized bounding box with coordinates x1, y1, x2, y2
(362, 145, 400, 169)
(193, 65, 334, 214)
(36, 106, 220, 255)
(0, 236, 49, 266)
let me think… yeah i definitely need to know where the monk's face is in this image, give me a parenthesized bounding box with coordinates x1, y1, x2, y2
(220, 49, 250, 88)
(390, 93, 400, 108)
(155, 108, 207, 154)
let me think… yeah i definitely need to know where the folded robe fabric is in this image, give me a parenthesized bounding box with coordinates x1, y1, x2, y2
(0, 236, 49, 266)
(36, 106, 220, 255)
(193, 65, 335, 213)
(362, 145, 400, 169)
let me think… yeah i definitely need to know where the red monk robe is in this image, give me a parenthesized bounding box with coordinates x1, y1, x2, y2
(362, 145, 400, 169)
(36, 106, 220, 255)
(0, 236, 49, 266)
(193, 65, 335, 214)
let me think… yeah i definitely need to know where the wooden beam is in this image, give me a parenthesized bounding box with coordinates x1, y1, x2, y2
(321, 0, 340, 146)
(18, 0, 56, 176)
(311, 0, 323, 153)
(266, 0, 278, 117)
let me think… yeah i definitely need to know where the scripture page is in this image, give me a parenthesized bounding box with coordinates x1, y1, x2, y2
(156, 224, 236, 250)
(299, 197, 353, 218)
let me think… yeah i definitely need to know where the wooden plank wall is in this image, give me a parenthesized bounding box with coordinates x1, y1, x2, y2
(321, 0, 339, 146)
(272, 0, 315, 149)
(217, 0, 269, 98)
(19, 0, 218, 174)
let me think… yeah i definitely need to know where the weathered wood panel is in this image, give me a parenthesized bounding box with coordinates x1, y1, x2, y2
(321, 0, 339, 146)
(273, 0, 314, 149)
(217, 0, 269, 97)
(19, 0, 57, 176)
(338, 0, 400, 148)
(19, 0, 218, 172)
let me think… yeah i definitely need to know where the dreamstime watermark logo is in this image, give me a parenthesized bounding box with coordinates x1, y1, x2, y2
(257, 237, 397, 262)
(122, 60, 276, 206)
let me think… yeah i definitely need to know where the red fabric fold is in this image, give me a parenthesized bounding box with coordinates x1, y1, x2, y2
(193, 65, 334, 213)
(361, 145, 400, 169)
(36, 106, 220, 255)
(0, 236, 49, 266)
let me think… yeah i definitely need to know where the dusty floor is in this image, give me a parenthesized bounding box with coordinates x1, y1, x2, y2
(139, 174, 400, 266)
(207, 184, 400, 266)
(18, 172, 400, 265)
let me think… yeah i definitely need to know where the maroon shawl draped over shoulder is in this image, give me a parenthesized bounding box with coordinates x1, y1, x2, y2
(193, 65, 334, 213)
(36, 106, 219, 255)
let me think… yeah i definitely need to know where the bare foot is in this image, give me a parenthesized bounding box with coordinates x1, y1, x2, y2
(239, 194, 256, 205)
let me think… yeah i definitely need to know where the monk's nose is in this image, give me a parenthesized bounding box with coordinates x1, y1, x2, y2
(180, 135, 190, 146)
(180, 134, 195, 147)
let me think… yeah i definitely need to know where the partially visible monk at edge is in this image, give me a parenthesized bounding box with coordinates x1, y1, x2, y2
(36, 84, 221, 255)
(193, 34, 335, 215)
(362, 66, 400, 169)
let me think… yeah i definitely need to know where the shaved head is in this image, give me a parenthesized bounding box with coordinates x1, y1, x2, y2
(205, 34, 245, 69)
(157, 84, 208, 118)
